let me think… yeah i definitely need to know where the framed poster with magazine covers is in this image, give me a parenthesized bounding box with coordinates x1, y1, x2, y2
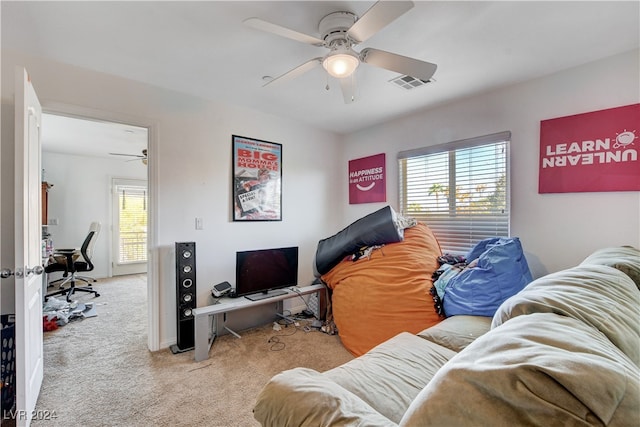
(232, 135, 282, 221)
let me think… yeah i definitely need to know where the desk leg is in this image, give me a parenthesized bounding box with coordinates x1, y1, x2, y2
(194, 313, 211, 362)
(224, 326, 241, 339)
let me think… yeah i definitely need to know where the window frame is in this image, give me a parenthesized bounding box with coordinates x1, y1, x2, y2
(398, 131, 511, 254)
(112, 178, 148, 276)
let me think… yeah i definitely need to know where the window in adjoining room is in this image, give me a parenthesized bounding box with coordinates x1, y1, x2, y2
(398, 131, 510, 254)
(113, 179, 148, 271)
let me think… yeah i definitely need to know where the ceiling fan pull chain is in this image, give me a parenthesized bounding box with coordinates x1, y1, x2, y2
(350, 74, 355, 102)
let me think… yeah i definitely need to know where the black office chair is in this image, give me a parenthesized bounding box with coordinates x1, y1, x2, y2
(45, 222, 101, 302)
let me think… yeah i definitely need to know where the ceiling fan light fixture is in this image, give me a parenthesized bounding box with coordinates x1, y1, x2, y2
(323, 50, 360, 78)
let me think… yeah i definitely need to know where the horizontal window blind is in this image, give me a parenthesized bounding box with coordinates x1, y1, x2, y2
(398, 132, 510, 254)
(116, 184, 148, 264)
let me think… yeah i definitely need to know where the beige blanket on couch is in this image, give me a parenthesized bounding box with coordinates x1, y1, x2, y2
(402, 264, 640, 426)
(402, 312, 639, 426)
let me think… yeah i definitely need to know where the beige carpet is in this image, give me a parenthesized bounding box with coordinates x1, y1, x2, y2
(33, 275, 353, 426)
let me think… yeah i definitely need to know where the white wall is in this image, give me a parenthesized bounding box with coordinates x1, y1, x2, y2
(342, 49, 640, 278)
(1, 50, 344, 346)
(41, 151, 148, 280)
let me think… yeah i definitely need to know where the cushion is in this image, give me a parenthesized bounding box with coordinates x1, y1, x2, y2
(442, 237, 533, 317)
(417, 315, 492, 352)
(580, 246, 640, 289)
(324, 332, 456, 424)
(322, 222, 442, 356)
(493, 264, 640, 366)
(253, 367, 395, 427)
(401, 313, 640, 427)
(314, 205, 405, 276)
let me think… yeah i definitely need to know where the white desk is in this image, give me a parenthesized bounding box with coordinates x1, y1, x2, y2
(192, 284, 325, 362)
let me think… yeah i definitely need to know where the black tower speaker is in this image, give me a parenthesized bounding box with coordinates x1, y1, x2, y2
(173, 241, 196, 353)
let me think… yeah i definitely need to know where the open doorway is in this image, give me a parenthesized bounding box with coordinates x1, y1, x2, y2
(40, 109, 159, 351)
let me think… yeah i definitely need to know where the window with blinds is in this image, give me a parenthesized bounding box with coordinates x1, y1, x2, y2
(398, 131, 510, 254)
(116, 183, 148, 264)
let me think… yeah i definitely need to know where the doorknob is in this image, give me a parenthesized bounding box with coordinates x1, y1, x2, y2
(1, 265, 44, 278)
(26, 265, 44, 276)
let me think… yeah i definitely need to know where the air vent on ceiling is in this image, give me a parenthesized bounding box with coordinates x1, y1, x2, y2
(389, 75, 434, 90)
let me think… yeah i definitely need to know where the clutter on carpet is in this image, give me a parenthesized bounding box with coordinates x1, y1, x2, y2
(42, 296, 98, 331)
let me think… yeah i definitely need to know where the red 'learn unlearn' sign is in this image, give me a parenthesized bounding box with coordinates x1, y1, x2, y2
(539, 104, 640, 193)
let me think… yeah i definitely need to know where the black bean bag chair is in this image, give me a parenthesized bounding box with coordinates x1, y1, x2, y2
(313, 206, 404, 276)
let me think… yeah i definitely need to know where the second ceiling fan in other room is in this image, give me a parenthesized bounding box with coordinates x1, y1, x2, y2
(109, 149, 148, 165)
(244, 0, 437, 103)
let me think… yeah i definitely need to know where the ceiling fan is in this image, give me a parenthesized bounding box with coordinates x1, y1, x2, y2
(109, 149, 148, 165)
(244, 0, 436, 103)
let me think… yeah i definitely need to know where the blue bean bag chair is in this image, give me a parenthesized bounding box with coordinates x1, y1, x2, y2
(442, 237, 532, 317)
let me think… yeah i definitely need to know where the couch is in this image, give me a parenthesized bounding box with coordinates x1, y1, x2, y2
(253, 246, 640, 426)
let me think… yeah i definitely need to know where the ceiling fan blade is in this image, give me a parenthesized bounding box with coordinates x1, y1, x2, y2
(109, 152, 144, 158)
(125, 157, 148, 165)
(347, 1, 414, 44)
(339, 76, 357, 104)
(244, 18, 324, 46)
(263, 57, 323, 87)
(361, 48, 437, 81)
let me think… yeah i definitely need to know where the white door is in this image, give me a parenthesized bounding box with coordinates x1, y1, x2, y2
(14, 67, 44, 427)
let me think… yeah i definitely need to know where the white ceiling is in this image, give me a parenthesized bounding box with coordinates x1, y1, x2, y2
(3, 1, 639, 155)
(40, 113, 148, 159)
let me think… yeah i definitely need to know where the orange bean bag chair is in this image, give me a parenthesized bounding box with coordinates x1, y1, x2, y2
(322, 222, 443, 356)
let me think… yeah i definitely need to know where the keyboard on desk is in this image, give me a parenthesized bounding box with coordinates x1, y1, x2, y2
(244, 289, 288, 301)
